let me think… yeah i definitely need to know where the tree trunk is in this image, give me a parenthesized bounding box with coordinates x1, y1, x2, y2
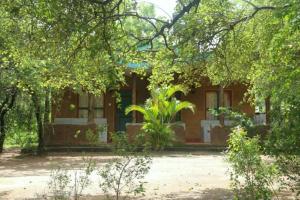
(0, 89, 17, 153)
(0, 115, 6, 153)
(32, 93, 44, 153)
(44, 89, 51, 125)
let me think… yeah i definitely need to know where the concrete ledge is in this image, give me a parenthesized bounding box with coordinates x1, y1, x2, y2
(53, 118, 107, 125)
(126, 122, 186, 143)
(43, 144, 225, 152)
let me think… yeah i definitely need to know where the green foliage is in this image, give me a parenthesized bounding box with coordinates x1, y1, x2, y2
(111, 132, 137, 155)
(103, 130, 152, 200)
(4, 93, 38, 148)
(226, 127, 280, 199)
(74, 125, 108, 146)
(83, 129, 99, 145)
(98, 154, 151, 200)
(275, 155, 300, 196)
(210, 107, 254, 130)
(47, 156, 96, 200)
(4, 128, 37, 148)
(172, 1, 300, 194)
(0, 0, 161, 152)
(126, 85, 195, 150)
(48, 167, 72, 200)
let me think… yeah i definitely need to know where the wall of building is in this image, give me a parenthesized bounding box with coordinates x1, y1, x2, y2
(181, 83, 254, 143)
(48, 75, 150, 145)
(45, 123, 99, 146)
(52, 89, 79, 119)
(48, 76, 254, 146)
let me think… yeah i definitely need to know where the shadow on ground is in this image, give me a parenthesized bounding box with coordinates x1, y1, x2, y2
(0, 152, 116, 177)
(29, 189, 232, 200)
(0, 151, 223, 177)
(153, 188, 233, 200)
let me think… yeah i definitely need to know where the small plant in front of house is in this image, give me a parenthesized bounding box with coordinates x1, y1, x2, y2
(111, 132, 138, 155)
(126, 85, 195, 151)
(47, 156, 96, 200)
(98, 154, 152, 200)
(84, 128, 98, 145)
(48, 167, 72, 200)
(74, 125, 108, 145)
(226, 126, 280, 200)
(210, 107, 254, 130)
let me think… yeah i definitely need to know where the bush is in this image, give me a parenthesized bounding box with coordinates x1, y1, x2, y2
(226, 126, 280, 199)
(210, 107, 254, 130)
(98, 154, 152, 200)
(141, 122, 173, 151)
(275, 155, 300, 197)
(125, 85, 194, 150)
(111, 132, 137, 154)
(47, 156, 96, 200)
(5, 127, 37, 148)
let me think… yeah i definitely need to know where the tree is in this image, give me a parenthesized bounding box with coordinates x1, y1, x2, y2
(169, 0, 300, 193)
(0, 74, 18, 152)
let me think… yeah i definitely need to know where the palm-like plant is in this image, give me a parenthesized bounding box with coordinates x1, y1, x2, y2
(125, 85, 195, 150)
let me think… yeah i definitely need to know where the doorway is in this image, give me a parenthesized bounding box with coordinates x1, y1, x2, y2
(116, 90, 133, 132)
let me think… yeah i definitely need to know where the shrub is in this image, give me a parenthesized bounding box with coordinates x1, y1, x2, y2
(275, 155, 300, 197)
(226, 126, 280, 199)
(48, 167, 72, 200)
(111, 132, 138, 155)
(126, 85, 194, 150)
(47, 156, 96, 200)
(98, 154, 152, 200)
(210, 107, 254, 130)
(5, 127, 37, 148)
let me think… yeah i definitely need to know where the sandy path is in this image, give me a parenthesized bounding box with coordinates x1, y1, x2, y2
(0, 151, 232, 199)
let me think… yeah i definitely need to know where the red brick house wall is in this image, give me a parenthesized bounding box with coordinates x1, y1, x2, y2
(46, 75, 256, 146)
(181, 83, 254, 143)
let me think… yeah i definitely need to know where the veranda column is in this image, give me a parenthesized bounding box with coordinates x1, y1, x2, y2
(132, 73, 137, 123)
(218, 85, 225, 126)
(88, 93, 95, 123)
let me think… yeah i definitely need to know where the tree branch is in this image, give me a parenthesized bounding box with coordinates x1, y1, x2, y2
(146, 0, 201, 45)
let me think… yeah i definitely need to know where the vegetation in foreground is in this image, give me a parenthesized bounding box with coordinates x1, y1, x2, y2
(126, 85, 194, 151)
(0, 0, 299, 198)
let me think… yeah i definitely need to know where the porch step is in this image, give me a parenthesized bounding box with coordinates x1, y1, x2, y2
(44, 144, 226, 152)
(44, 145, 112, 152)
(166, 143, 226, 152)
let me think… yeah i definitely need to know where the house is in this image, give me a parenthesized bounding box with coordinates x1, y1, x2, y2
(45, 72, 267, 147)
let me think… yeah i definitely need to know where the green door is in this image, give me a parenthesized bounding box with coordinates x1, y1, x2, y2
(116, 91, 132, 132)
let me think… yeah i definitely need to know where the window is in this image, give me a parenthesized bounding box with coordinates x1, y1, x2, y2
(78, 92, 104, 118)
(224, 92, 231, 108)
(79, 92, 89, 118)
(206, 91, 218, 120)
(94, 95, 104, 118)
(205, 90, 232, 120)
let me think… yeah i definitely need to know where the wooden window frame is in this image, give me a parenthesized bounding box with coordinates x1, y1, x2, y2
(205, 90, 232, 120)
(93, 95, 104, 118)
(77, 93, 105, 118)
(78, 93, 89, 118)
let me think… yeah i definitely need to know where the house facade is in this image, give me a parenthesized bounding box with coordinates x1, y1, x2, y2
(45, 73, 265, 146)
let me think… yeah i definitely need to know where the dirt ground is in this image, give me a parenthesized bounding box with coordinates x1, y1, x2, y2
(0, 151, 293, 200)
